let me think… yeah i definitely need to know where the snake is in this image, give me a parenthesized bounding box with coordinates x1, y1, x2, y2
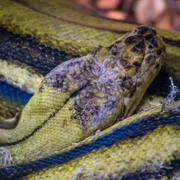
(0, 0, 180, 179)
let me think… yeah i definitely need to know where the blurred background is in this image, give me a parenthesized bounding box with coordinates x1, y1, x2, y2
(72, 0, 180, 31)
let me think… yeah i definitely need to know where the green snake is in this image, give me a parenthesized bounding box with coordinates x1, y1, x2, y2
(0, 0, 180, 179)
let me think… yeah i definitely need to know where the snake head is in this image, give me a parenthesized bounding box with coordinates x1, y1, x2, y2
(106, 25, 166, 117)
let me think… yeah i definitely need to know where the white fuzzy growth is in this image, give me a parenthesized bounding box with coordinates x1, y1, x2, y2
(94, 130, 101, 135)
(92, 159, 100, 165)
(167, 77, 179, 102)
(163, 77, 179, 110)
(0, 147, 14, 168)
(73, 166, 84, 180)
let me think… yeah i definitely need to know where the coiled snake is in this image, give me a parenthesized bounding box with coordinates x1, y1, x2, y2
(0, 0, 180, 179)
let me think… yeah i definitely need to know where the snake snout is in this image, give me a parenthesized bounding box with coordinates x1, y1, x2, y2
(134, 26, 166, 77)
(108, 25, 166, 77)
(129, 25, 166, 64)
(132, 26, 165, 74)
(119, 26, 166, 117)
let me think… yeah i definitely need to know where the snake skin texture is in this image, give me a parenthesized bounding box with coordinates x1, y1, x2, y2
(0, 0, 180, 180)
(0, 25, 165, 163)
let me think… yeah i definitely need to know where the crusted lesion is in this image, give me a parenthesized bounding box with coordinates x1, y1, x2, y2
(43, 56, 100, 94)
(40, 26, 165, 133)
(0, 147, 14, 168)
(73, 74, 123, 129)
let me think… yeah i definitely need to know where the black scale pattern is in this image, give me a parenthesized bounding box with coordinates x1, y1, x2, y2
(0, 28, 74, 75)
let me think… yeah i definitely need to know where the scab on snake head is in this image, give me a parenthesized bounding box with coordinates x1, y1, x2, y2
(42, 25, 165, 134)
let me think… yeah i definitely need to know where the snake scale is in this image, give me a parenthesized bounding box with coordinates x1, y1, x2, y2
(0, 0, 180, 179)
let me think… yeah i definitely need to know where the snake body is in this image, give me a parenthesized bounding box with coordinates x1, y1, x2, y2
(0, 0, 180, 179)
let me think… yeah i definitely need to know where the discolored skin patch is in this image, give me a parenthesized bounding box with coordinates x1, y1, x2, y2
(0, 26, 166, 167)
(43, 25, 165, 131)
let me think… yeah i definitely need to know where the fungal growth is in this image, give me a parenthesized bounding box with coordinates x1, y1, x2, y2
(0, 26, 166, 166)
(0, 26, 165, 146)
(44, 25, 165, 133)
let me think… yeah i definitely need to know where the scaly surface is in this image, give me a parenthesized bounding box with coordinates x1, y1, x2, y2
(0, 0, 179, 179)
(0, 26, 165, 165)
